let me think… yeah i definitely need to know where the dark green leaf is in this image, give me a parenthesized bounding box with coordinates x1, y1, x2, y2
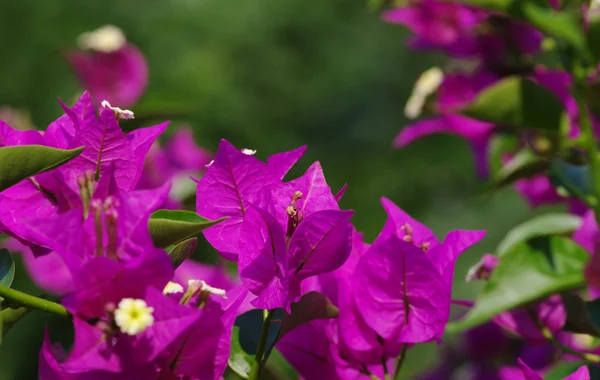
(0, 249, 15, 288)
(280, 291, 338, 338)
(462, 77, 563, 132)
(447, 236, 589, 333)
(166, 237, 197, 269)
(228, 309, 283, 379)
(492, 149, 548, 188)
(497, 213, 582, 257)
(148, 210, 226, 248)
(549, 159, 596, 204)
(561, 293, 600, 337)
(0, 145, 83, 192)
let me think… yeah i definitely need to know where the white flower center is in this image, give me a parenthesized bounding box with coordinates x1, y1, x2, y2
(77, 25, 127, 53)
(241, 148, 257, 155)
(114, 298, 154, 336)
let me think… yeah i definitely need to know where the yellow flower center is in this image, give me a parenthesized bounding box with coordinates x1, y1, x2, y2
(114, 298, 154, 336)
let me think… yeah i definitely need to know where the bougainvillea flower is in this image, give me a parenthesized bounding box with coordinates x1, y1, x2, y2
(518, 358, 590, 380)
(493, 295, 566, 345)
(67, 25, 148, 107)
(239, 204, 353, 311)
(394, 115, 495, 178)
(50, 287, 199, 374)
(162, 284, 248, 379)
(61, 106, 168, 194)
(383, 1, 485, 57)
(195, 139, 281, 260)
(354, 197, 485, 343)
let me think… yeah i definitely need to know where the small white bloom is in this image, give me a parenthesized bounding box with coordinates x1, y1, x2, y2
(77, 25, 127, 53)
(241, 148, 257, 155)
(114, 298, 154, 336)
(101, 100, 134, 120)
(163, 281, 184, 295)
(188, 279, 227, 298)
(404, 67, 444, 119)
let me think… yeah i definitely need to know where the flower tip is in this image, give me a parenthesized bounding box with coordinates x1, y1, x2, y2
(101, 100, 134, 120)
(163, 281, 184, 295)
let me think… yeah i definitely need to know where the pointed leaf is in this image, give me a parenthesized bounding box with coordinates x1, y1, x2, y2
(462, 77, 563, 132)
(229, 326, 253, 379)
(0, 249, 15, 288)
(497, 213, 582, 257)
(167, 237, 198, 269)
(149, 210, 226, 248)
(280, 291, 338, 338)
(562, 293, 600, 338)
(0, 145, 83, 192)
(448, 236, 589, 333)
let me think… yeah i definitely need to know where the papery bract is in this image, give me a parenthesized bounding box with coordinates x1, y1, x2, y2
(195, 139, 279, 260)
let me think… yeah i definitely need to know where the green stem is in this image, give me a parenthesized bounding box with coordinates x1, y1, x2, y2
(393, 344, 408, 380)
(248, 309, 276, 380)
(575, 84, 600, 220)
(528, 309, 600, 363)
(0, 285, 70, 319)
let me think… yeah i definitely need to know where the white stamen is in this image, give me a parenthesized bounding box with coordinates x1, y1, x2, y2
(77, 25, 127, 53)
(101, 100, 134, 120)
(188, 279, 227, 298)
(163, 281, 184, 295)
(205, 160, 214, 168)
(241, 148, 257, 155)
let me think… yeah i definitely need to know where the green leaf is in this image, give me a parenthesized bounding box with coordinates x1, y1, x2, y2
(544, 361, 587, 380)
(0, 249, 15, 288)
(492, 149, 549, 188)
(562, 293, 600, 338)
(166, 237, 197, 269)
(229, 325, 254, 379)
(462, 77, 564, 132)
(228, 309, 283, 379)
(148, 210, 226, 248)
(447, 236, 589, 333)
(496, 213, 582, 257)
(549, 159, 596, 204)
(0, 145, 83, 192)
(280, 291, 338, 338)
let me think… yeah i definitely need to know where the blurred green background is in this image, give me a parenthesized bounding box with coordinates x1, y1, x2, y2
(0, 0, 547, 378)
